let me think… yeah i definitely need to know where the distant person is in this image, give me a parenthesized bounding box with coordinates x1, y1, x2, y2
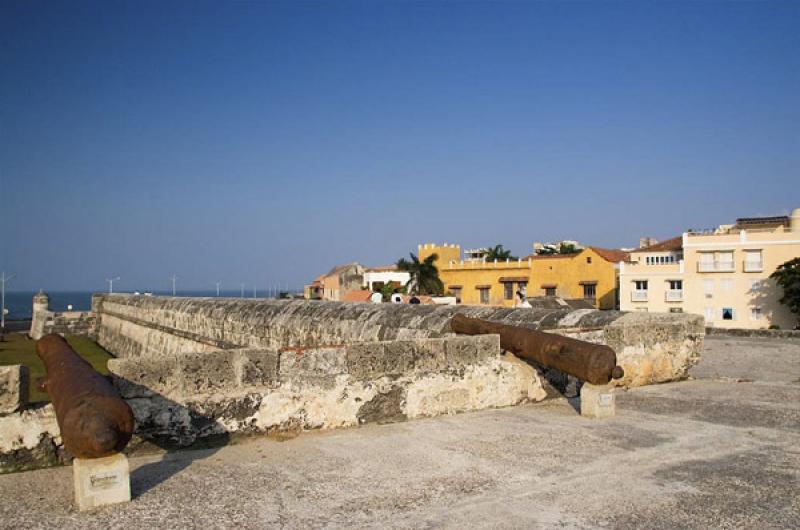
(515, 290, 531, 308)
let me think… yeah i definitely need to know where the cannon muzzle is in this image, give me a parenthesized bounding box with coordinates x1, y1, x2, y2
(36, 334, 134, 459)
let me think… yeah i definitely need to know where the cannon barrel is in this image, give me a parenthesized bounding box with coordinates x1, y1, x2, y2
(450, 314, 624, 385)
(36, 334, 134, 459)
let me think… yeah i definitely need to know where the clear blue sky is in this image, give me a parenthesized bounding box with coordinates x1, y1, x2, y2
(2, 0, 798, 292)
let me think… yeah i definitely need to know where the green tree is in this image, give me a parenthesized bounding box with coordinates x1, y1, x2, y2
(484, 244, 518, 261)
(770, 257, 800, 323)
(396, 253, 444, 296)
(559, 242, 580, 255)
(374, 281, 405, 302)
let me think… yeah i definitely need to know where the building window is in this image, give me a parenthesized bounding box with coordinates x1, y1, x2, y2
(583, 284, 596, 300)
(750, 307, 762, 321)
(504, 282, 514, 300)
(452, 287, 462, 304)
(721, 279, 732, 292)
(703, 279, 714, 295)
(722, 307, 735, 320)
(668, 280, 682, 290)
(750, 280, 762, 292)
(545, 287, 556, 297)
(586, 256, 592, 264)
(479, 287, 490, 305)
(634, 280, 648, 291)
(669, 308, 683, 313)
(744, 250, 763, 272)
(518, 282, 527, 296)
(704, 307, 714, 322)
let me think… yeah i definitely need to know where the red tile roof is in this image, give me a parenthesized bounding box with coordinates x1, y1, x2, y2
(342, 290, 375, 303)
(588, 247, 630, 263)
(631, 236, 683, 253)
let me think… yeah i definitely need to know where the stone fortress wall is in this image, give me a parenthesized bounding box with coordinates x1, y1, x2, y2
(91, 294, 705, 388)
(2, 294, 704, 473)
(29, 291, 96, 341)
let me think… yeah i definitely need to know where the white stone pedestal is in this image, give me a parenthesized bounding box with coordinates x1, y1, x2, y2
(73, 453, 131, 511)
(580, 383, 615, 419)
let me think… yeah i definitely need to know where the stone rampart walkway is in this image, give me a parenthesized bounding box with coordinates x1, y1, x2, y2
(1, 336, 798, 529)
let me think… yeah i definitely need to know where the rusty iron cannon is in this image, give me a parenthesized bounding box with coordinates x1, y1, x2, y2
(36, 334, 134, 459)
(450, 314, 624, 385)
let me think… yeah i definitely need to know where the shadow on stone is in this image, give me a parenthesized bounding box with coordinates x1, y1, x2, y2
(124, 389, 231, 499)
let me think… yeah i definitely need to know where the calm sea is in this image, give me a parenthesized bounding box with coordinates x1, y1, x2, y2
(2, 290, 291, 320)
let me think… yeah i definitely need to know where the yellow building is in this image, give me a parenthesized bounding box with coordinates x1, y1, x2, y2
(529, 247, 627, 310)
(620, 209, 800, 329)
(418, 243, 626, 309)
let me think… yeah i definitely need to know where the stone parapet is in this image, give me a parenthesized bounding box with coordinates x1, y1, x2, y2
(605, 312, 705, 387)
(104, 334, 545, 449)
(0, 365, 29, 414)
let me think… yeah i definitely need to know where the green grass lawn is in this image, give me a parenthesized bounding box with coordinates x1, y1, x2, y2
(0, 333, 113, 403)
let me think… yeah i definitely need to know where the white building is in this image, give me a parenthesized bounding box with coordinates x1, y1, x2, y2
(362, 266, 411, 291)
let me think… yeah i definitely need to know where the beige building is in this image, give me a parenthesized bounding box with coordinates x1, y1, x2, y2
(620, 209, 800, 329)
(304, 262, 365, 301)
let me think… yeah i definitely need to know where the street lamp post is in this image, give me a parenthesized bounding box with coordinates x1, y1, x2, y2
(0, 272, 14, 336)
(106, 276, 120, 294)
(171, 274, 178, 296)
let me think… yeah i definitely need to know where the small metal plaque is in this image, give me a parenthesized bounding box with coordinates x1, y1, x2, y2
(90, 471, 121, 490)
(599, 394, 613, 407)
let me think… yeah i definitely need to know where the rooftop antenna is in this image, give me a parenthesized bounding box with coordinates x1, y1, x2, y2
(105, 276, 120, 294)
(170, 274, 178, 296)
(1, 272, 14, 335)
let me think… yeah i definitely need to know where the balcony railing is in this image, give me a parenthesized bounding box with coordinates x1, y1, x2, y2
(697, 261, 735, 272)
(631, 291, 648, 302)
(665, 290, 683, 302)
(743, 260, 763, 272)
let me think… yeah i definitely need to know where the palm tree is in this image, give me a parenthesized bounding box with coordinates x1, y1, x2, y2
(396, 253, 444, 296)
(484, 244, 518, 261)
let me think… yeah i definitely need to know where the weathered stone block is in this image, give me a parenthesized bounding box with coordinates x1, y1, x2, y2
(108, 356, 182, 399)
(73, 453, 131, 511)
(444, 336, 480, 366)
(412, 338, 448, 372)
(0, 365, 29, 414)
(604, 312, 704, 387)
(381, 341, 417, 374)
(345, 342, 387, 380)
(473, 334, 501, 358)
(580, 383, 615, 419)
(278, 347, 346, 382)
(178, 352, 238, 395)
(239, 350, 280, 387)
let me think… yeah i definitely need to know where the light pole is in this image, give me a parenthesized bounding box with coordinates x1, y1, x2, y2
(106, 276, 120, 294)
(216, 282, 221, 297)
(0, 272, 14, 335)
(171, 274, 178, 296)
(253, 285, 257, 298)
(240, 283, 245, 299)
